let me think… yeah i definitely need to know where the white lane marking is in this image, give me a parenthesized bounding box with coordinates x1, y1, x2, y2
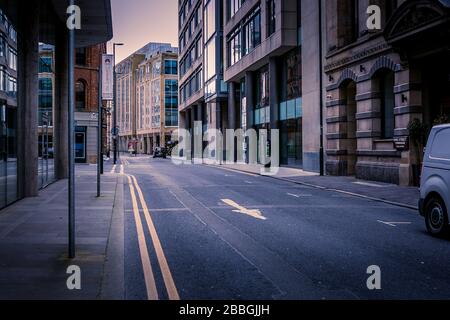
(120, 164, 124, 175)
(288, 193, 313, 198)
(244, 181, 253, 184)
(353, 181, 385, 188)
(110, 164, 116, 174)
(377, 220, 412, 227)
(221, 199, 267, 220)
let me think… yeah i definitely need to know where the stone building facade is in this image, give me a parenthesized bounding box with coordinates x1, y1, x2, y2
(135, 51, 179, 154)
(116, 43, 178, 153)
(323, 0, 450, 185)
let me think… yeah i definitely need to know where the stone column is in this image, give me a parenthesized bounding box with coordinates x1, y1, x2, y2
(185, 108, 192, 160)
(269, 58, 279, 129)
(17, 0, 40, 197)
(207, 102, 222, 162)
(245, 72, 254, 130)
(193, 102, 204, 161)
(244, 72, 254, 163)
(228, 82, 237, 130)
(54, 26, 69, 179)
(227, 82, 237, 162)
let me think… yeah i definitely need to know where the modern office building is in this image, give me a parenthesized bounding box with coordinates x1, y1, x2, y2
(38, 43, 55, 188)
(322, 0, 450, 185)
(74, 43, 107, 164)
(135, 50, 179, 154)
(222, 0, 314, 169)
(178, 0, 228, 161)
(116, 42, 177, 153)
(178, 0, 322, 171)
(0, 8, 18, 208)
(0, 0, 113, 210)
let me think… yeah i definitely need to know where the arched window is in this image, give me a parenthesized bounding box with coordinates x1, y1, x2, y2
(75, 80, 86, 110)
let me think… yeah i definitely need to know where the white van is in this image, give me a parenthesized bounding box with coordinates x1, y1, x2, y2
(419, 124, 450, 236)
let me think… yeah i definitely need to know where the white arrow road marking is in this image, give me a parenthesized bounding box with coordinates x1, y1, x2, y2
(221, 199, 267, 220)
(377, 220, 412, 227)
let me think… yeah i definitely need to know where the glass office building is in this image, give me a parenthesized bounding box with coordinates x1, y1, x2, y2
(0, 9, 18, 209)
(38, 44, 55, 188)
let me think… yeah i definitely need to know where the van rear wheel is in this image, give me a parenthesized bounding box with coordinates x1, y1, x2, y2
(425, 196, 449, 236)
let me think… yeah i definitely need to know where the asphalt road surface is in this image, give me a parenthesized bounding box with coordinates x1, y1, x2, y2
(114, 155, 450, 300)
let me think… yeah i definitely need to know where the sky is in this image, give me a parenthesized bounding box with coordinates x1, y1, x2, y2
(109, 0, 178, 63)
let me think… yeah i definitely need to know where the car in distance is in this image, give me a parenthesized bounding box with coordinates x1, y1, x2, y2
(419, 124, 450, 236)
(153, 147, 167, 159)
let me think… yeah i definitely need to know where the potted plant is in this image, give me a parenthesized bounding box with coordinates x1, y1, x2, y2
(408, 118, 428, 186)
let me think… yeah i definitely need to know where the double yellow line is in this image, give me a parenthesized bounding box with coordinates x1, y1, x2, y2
(127, 174, 180, 300)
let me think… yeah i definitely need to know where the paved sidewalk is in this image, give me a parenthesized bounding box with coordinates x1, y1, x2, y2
(0, 163, 123, 300)
(211, 163, 419, 210)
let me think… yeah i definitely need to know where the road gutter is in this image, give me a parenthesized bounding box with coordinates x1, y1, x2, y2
(207, 164, 418, 212)
(99, 173, 125, 300)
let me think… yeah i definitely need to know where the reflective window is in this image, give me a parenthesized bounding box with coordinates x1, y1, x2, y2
(204, 0, 216, 41)
(226, 6, 261, 67)
(204, 39, 216, 81)
(39, 56, 52, 73)
(0, 35, 6, 57)
(267, 0, 276, 36)
(257, 67, 269, 108)
(227, 0, 246, 20)
(75, 80, 86, 110)
(164, 60, 178, 75)
(165, 79, 178, 127)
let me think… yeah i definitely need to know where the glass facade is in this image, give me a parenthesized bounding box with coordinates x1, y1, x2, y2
(0, 10, 18, 208)
(180, 67, 202, 103)
(204, 0, 216, 41)
(164, 59, 178, 75)
(204, 39, 216, 81)
(165, 79, 178, 127)
(227, 0, 246, 20)
(226, 6, 261, 67)
(38, 45, 56, 189)
(280, 48, 303, 167)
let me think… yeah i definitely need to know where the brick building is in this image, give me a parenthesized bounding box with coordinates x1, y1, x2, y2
(74, 43, 107, 164)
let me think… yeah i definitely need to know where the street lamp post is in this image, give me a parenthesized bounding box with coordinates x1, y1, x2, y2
(113, 43, 124, 165)
(68, 0, 76, 259)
